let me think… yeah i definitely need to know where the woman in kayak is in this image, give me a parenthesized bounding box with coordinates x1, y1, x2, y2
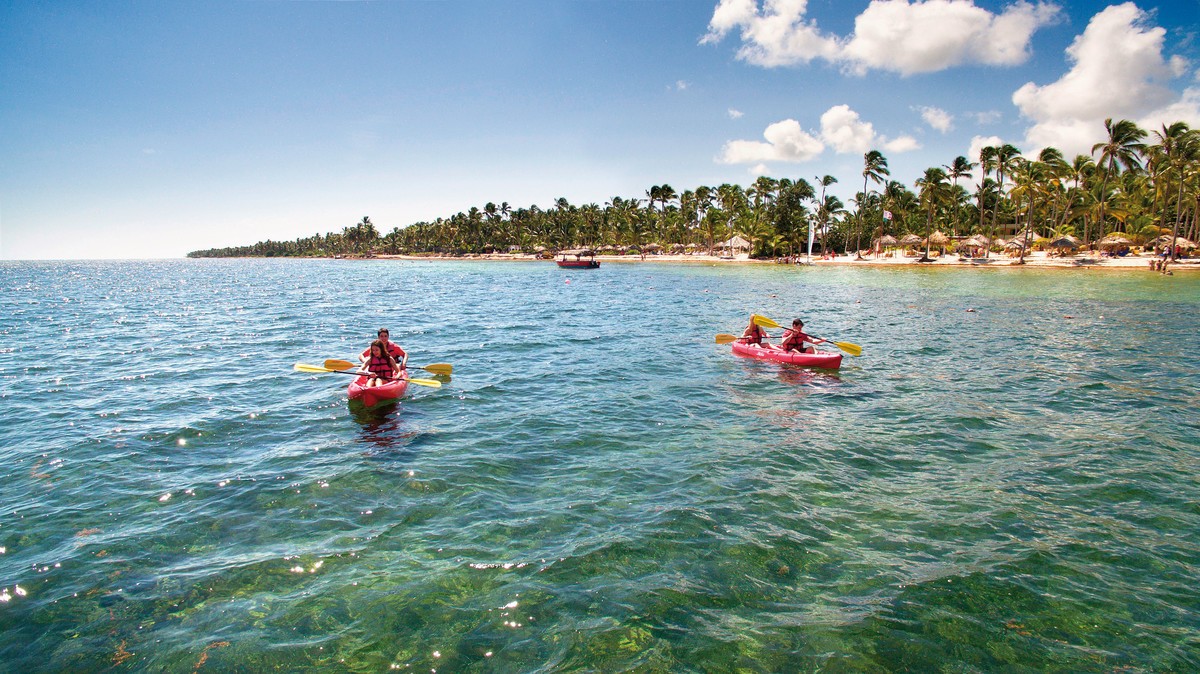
(781, 319, 827, 354)
(359, 339, 400, 388)
(738, 314, 769, 345)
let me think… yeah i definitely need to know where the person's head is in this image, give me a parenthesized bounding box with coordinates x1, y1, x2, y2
(377, 327, 390, 342)
(369, 339, 387, 358)
(792, 318, 804, 329)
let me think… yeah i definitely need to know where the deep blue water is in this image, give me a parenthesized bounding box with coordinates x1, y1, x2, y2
(1, 259, 1198, 672)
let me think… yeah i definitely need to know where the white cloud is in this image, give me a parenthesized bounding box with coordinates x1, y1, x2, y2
(703, 0, 1060, 75)
(717, 118, 825, 164)
(750, 163, 772, 176)
(918, 106, 953, 132)
(702, 0, 841, 67)
(883, 135, 921, 152)
(819, 105, 875, 153)
(1013, 3, 1200, 156)
(728, 108, 745, 119)
(675, 80, 690, 91)
(970, 110, 1003, 125)
(720, 104, 919, 164)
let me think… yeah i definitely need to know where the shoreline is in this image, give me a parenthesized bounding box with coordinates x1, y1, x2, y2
(352, 250, 1198, 272)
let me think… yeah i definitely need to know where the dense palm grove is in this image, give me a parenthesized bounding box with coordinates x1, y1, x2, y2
(188, 119, 1200, 261)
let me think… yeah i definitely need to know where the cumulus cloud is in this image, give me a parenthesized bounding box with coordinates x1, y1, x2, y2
(883, 135, 921, 152)
(675, 80, 690, 91)
(703, 0, 1061, 75)
(1013, 3, 1200, 155)
(970, 110, 1003, 125)
(717, 118, 825, 164)
(701, 0, 841, 66)
(918, 106, 953, 132)
(820, 105, 875, 153)
(728, 108, 745, 119)
(719, 104, 918, 165)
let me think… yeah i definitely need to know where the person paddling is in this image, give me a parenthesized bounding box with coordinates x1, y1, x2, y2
(361, 327, 408, 372)
(359, 340, 399, 388)
(780, 318, 827, 354)
(738, 314, 769, 345)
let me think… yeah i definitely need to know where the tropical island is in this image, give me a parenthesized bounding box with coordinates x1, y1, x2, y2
(188, 119, 1198, 268)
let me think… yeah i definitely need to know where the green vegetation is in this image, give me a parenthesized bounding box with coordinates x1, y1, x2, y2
(188, 119, 1200, 260)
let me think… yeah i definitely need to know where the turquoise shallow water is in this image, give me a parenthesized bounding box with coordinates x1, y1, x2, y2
(1, 259, 1198, 672)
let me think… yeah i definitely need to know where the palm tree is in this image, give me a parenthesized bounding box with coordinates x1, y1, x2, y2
(915, 167, 950, 260)
(988, 144, 1021, 257)
(815, 175, 837, 254)
(1092, 118, 1147, 240)
(1151, 122, 1197, 261)
(945, 156, 976, 236)
(859, 150, 889, 256)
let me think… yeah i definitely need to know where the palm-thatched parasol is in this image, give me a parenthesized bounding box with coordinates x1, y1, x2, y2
(1048, 235, 1080, 249)
(875, 234, 898, 247)
(898, 233, 924, 246)
(1149, 235, 1196, 249)
(1097, 233, 1133, 249)
(1004, 238, 1026, 250)
(929, 231, 949, 246)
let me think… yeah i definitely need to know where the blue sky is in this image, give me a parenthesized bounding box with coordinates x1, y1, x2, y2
(2, 0, 1197, 259)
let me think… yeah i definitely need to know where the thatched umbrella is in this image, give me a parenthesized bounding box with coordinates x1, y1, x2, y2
(1097, 233, 1132, 250)
(898, 233, 923, 246)
(1149, 235, 1196, 249)
(1004, 239, 1026, 250)
(1048, 235, 1080, 250)
(929, 231, 949, 247)
(875, 234, 898, 247)
(644, 243, 663, 252)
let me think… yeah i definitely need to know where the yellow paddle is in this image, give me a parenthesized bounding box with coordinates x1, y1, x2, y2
(715, 333, 769, 344)
(750, 314, 863, 356)
(293, 363, 442, 388)
(324, 359, 453, 376)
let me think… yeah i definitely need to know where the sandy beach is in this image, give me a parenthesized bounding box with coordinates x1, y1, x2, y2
(371, 249, 1197, 271)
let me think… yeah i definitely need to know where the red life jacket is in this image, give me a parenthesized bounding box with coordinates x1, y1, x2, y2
(781, 329, 811, 352)
(367, 354, 394, 379)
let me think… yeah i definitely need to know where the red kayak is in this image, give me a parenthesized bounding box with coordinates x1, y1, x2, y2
(347, 374, 409, 407)
(731, 341, 842, 369)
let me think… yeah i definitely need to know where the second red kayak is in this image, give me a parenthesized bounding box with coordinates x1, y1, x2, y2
(347, 375, 409, 407)
(731, 342, 843, 369)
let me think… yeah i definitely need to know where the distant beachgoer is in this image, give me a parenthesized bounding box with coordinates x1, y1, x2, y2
(359, 340, 399, 388)
(781, 318, 825, 354)
(738, 315, 768, 346)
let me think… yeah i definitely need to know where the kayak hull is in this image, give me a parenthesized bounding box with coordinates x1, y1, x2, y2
(731, 341, 843, 369)
(347, 375, 409, 407)
(556, 259, 600, 268)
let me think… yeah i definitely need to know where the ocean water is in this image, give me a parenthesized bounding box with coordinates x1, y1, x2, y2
(1, 258, 1198, 672)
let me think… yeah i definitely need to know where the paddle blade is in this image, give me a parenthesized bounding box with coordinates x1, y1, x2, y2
(420, 363, 454, 375)
(406, 378, 442, 388)
(323, 359, 357, 371)
(294, 363, 335, 373)
(752, 314, 782, 329)
(834, 341, 863, 357)
(715, 333, 739, 344)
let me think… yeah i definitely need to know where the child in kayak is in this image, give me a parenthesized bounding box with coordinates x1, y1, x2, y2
(781, 319, 827, 353)
(738, 314, 769, 345)
(360, 339, 400, 387)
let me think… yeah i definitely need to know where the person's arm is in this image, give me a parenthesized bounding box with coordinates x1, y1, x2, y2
(394, 345, 408, 369)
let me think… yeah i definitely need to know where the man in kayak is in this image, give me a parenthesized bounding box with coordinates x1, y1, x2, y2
(360, 327, 408, 373)
(781, 319, 827, 354)
(738, 314, 768, 345)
